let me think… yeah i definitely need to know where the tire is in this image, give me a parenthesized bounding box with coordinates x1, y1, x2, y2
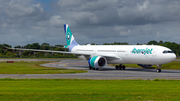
(115, 65, 118, 70)
(89, 66, 92, 70)
(122, 65, 125, 70)
(156, 69, 161, 73)
(119, 65, 122, 70)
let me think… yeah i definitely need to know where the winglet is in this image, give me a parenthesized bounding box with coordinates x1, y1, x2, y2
(2, 44, 12, 49)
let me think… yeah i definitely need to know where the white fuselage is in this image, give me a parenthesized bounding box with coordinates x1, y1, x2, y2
(71, 45, 176, 65)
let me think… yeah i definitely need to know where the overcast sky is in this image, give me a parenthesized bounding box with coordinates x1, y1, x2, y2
(0, 0, 180, 47)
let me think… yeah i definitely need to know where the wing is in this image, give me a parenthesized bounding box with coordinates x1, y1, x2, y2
(5, 47, 92, 56)
(42, 45, 69, 51)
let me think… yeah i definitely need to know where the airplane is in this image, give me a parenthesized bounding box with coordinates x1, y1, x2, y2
(6, 24, 176, 73)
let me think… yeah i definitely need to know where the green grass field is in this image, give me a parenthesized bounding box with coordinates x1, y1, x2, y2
(113, 61, 180, 70)
(0, 79, 180, 101)
(0, 62, 86, 74)
(0, 60, 180, 74)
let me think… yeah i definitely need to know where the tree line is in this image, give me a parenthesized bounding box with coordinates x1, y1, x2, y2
(0, 40, 180, 58)
(0, 43, 75, 58)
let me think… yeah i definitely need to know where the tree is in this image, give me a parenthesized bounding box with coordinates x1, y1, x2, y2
(6, 52, 13, 56)
(22, 51, 31, 56)
(2, 44, 11, 48)
(24, 44, 30, 49)
(147, 40, 158, 45)
(55, 45, 64, 47)
(0, 48, 4, 54)
(162, 42, 179, 55)
(54, 47, 66, 51)
(14, 45, 21, 48)
(158, 40, 163, 45)
(41, 43, 50, 50)
(103, 42, 129, 45)
(24, 43, 40, 49)
(30, 43, 40, 49)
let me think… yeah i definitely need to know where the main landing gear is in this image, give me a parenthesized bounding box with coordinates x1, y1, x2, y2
(89, 66, 99, 70)
(156, 64, 162, 73)
(115, 64, 126, 70)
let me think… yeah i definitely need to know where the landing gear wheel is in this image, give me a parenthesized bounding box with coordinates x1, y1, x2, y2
(119, 65, 122, 70)
(89, 66, 92, 70)
(115, 65, 118, 70)
(93, 68, 95, 70)
(89, 66, 94, 70)
(96, 68, 99, 70)
(156, 69, 161, 73)
(157, 64, 162, 73)
(122, 65, 125, 70)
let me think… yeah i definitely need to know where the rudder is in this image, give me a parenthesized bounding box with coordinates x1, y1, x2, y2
(64, 24, 79, 51)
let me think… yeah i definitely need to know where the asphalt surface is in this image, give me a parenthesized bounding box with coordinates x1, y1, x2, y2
(0, 59, 180, 80)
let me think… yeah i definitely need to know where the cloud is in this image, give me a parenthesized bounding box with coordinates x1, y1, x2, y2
(49, 15, 66, 27)
(0, 0, 180, 47)
(137, 0, 149, 11)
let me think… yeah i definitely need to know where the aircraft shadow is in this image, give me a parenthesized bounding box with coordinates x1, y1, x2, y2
(70, 65, 180, 73)
(101, 68, 180, 73)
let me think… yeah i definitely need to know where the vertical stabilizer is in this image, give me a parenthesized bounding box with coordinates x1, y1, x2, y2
(64, 24, 79, 51)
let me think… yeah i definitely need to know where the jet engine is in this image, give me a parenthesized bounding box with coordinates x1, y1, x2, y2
(88, 56, 107, 68)
(138, 64, 153, 68)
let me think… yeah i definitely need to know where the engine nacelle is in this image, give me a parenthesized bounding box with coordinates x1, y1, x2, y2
(138, 64, 153, 68)
(88, 56, 107, 68)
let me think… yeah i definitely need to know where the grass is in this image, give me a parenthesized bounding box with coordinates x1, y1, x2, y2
(0, 79, 180, 101)
(161, 61, 180, 70)
(112, 61, 180, 70)
(0, 61, 86, 74)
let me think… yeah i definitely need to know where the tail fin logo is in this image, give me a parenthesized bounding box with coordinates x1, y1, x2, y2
(67, 33, 70, 41)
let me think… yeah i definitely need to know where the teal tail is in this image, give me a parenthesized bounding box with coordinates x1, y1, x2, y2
(64, 24, 79, 51)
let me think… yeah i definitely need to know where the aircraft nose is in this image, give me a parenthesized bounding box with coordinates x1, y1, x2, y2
(160, 53, 176, 64)
(167, 53, 176, 62)
(171, 53, 176, 61)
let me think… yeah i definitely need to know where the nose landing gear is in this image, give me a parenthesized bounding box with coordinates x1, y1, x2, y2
(156, 64, 162, 73)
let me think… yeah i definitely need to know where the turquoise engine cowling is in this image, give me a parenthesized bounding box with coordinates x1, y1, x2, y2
(88, 56, 107, 68)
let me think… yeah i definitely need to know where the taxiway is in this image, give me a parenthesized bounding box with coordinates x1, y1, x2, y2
(0, 59, 180, 80)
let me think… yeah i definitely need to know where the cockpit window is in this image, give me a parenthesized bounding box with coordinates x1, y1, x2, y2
(163, 50, 174, 53)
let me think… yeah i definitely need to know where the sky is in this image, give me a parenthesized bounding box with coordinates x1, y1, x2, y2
(0, 0, 180, 47)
